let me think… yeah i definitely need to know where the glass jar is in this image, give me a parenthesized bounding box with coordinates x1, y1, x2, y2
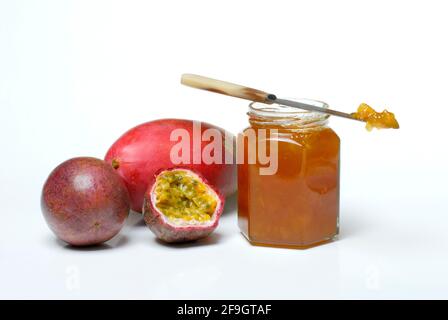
(237, 99, 340, 248)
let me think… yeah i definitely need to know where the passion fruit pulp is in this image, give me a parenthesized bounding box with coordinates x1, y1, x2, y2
(155, 170, 218, 223)
(144, 168, 224, 243)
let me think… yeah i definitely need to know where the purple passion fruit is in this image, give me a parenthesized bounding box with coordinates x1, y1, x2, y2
(143, 168, 224, 243)
(41, 157, 130, 246)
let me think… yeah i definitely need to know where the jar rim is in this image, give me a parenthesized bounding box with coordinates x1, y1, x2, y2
(248, 98, 330, 129)
(249, 98, 329, 119)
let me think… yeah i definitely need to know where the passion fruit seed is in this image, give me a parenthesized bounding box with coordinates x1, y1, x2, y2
(154, 170, 217, 223)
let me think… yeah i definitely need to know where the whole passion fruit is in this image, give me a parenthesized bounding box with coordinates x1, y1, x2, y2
(41, 157, 130, 246)
(143, 168, 224, 243)
(105, 119, 236, 213)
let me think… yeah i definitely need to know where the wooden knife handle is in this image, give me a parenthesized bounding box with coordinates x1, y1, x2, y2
(181, 74, 274, 104)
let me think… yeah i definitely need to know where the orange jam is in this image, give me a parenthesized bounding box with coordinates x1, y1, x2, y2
(238, 100, 340, 248)
(352, 103, 399, 131)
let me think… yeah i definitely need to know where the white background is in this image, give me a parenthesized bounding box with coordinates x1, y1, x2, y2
(1, 0, 447, 299)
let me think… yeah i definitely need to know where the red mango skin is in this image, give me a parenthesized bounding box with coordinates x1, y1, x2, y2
(105, 119, 236, 213)
(41, 157, 130, 246)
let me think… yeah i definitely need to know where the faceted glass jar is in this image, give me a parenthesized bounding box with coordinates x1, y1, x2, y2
(237, 99, 340, 248)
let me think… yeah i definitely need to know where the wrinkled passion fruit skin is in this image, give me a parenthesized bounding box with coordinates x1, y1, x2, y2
(41, 157, 130, 246)
(105, 119, 236, 213)
(143, 168, 224, 243)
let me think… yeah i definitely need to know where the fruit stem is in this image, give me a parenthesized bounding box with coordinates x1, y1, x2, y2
(111, 159, 120, 169)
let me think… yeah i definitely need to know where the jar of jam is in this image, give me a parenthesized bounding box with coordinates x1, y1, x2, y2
(237, 99, 340, 248)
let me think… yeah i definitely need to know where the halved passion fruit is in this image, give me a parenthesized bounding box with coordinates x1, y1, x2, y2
(143, 168, 224, 243)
